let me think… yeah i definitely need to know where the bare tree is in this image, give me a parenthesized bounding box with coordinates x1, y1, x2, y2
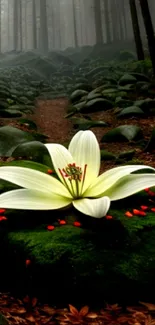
(129, 0, 144, 60)
(139, 0, 155, 74)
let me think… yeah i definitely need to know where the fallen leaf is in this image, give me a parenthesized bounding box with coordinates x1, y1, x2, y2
(79, 305, 89, 316)
(26, 314, 36, 323)
(139, 302, 155, 311)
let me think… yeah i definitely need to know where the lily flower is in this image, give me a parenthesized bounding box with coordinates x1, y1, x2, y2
(0, 131, 155, 218)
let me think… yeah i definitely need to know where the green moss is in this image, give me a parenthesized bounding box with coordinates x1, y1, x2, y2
(1, 190, 155, 304)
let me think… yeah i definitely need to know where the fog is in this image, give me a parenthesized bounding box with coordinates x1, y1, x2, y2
(0, 0, 153, 53)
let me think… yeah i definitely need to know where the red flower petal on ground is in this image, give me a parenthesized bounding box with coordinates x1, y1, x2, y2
(133, 209, 141, 215)
(0, 209, 6, 214)
(0, 216, 7, 221)
(47, 225, 55, 231)
(144, 188, 150, 192)
(25, 259, 31, 267)
(138, 211, 146, 216)
(140, 205, 148, 210)
(105, 215, 113, 220)
(125, 211, 133, 217)
(151, 208, 155, 212)
(148, 191, 155, 197)
(59, 220, 66, 225)
(73, 221, 82, 227)
(47, 169, 53, 175)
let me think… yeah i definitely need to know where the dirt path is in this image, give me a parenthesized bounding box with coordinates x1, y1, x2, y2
(33, 98, 73, 144)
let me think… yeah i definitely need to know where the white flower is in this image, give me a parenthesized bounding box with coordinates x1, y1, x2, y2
(0, 130, 155, 218)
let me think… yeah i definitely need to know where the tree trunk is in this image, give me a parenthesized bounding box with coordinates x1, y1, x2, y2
(104, 0, 111, 43)
(32, 0, 37, 49)
(94, 0, 103, 44)
(72, 0, 78, 47)
(14, 0, 18, 51)
(139, 0, 155, 75)
(39, 0, 48, 53)
(19, 0, 22, 51)
(129, 0, 144, 60)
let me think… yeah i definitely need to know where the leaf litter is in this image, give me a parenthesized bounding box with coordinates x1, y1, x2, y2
(1, 293, 155, 325)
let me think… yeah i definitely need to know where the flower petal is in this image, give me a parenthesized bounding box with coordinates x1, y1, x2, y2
(85, 165, 155, 197)
(45, 143, 77, 195)
(68, 131, 100, 192)
(0, 166, 71, 198)
(73, 196, 110, 218)
(103, 174, 155, 201)
(0, 189, 72, 210)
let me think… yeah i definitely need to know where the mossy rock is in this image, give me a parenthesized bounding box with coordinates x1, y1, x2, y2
(72, 83, 92, 92)
(70, 90, 88, 103)
(115, 97, 133, 108)
(0, 100, 9, 110)
(0, 109, 23, 118)
(80, 98, 113, 113)
(117, 106, 145, 119)
(2, 192, 155, 305)
(119, 74, 137, 86)
(87, 91, 102, 100)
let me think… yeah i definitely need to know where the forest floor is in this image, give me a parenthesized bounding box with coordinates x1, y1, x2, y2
(1, 97, 155, 172)
(1, 98, 155, 324)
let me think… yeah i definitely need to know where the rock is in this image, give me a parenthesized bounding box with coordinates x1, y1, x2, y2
(70, 90, 88, 103)
(117, 106, 145, 118)
(119, 74, 137, 86)
(80, 98, 113, 113)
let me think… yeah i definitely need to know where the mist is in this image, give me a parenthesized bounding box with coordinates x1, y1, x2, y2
(0, 0, 153, 53)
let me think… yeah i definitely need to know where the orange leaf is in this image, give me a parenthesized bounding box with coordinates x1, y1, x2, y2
(31, 297, 38, 307)
(125, 211, 133, 217)
(69, 304, 79, 316)
(26, 314, 36, 323)
(86, 312, 98, 319)
(41, 304, 56, 316)
(79, 305, 89, 316)
(139, 301, 155, 311)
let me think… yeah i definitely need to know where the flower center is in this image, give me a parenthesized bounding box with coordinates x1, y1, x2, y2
(59, 163, 87, 198)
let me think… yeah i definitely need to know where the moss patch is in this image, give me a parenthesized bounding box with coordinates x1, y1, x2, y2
(1, 190, 155, 305)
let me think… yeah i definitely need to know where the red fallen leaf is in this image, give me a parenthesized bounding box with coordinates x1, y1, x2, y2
(140, 206, 148, 211)
(47, 169, 53, 174)
(73, 221, 82, 227)
(125, 211, 133, 217)
(79, 305, 89, 316)
(59, 220, 67, 225)
(25, 259, 31, 267)
(151, 208, 155, 212)
(133, 209, 141, 215)
(69, 304, 79, 316)
(106, 215, 113, 220)
(0, 209, 6, 214)
(148, 191, 155, 197)
(47, 225, 55, 231)
(0, 216, 7, 221)
(138, 211, 146, 216)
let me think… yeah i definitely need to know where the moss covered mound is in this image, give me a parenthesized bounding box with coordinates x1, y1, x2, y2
(0, 190, 154, 305)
